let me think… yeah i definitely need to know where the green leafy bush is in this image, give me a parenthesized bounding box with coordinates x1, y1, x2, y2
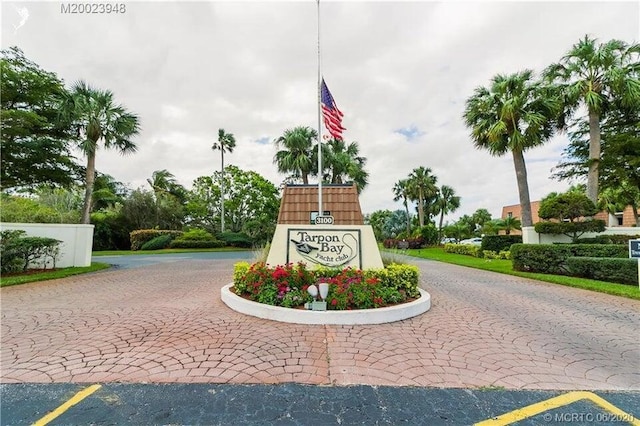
(511, 244, 628, 274)
(566, 257, 638, 285)
(576, 234, 640, 245)
(168, 228, 223, 249)
(169, 240, 224, 249)
(140, 234, 175, 250)
(481, 235, 522, 252)
(130, 229, 183, 250)
(443, 243, 482, 257)
(219, 231, 253, 248)
(482, 250, 510, 260)
(232, 262, 420, 310)
(0, 230, 61, 273)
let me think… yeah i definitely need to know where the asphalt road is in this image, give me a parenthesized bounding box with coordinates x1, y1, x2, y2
(93, 251, 254, 270)
(2, 383, 638, 425)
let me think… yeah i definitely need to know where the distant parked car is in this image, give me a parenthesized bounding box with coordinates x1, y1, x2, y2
(440, 237, 456, 244)
(458, 237, 482, 246)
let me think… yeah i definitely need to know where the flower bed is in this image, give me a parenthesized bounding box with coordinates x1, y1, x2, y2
(232, 262, 420, 310)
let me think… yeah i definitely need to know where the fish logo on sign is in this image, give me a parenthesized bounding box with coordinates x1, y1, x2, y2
(289, 230, 359, 268)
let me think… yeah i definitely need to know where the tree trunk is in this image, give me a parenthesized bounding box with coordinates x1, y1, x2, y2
(417, 191, 425, 227)
(587, 108, 601, 204)
(221, 149, 225, 233)
(512, 149, 533, 227)
(81, 152, 96, 224)
(302, 173, 308, 185)
(438, 210, 444, 240)
(405, 202, 411, 235)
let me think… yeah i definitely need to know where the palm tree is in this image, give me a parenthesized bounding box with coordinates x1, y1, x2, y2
(212, 128, 236, 233)
(147, 169, 180, 199)
(60, 80, 140, 224)
(407, 167, 438, 227)
(393, 179, 412, 235)
(499, 216, 521, 235)
(273, 126, 317, 184)
(321, 139, 369, 193)
(544, 35, 640, 203)
(463, 70, 561, 227)
(435, 185, 460, 240)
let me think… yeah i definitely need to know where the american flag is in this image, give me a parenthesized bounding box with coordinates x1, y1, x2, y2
(321, 79, 345, 140)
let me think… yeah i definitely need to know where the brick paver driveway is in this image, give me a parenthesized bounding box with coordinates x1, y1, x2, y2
(1, 257, 638, 390)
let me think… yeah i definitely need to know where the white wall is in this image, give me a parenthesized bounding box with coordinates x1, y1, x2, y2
(522, 226, 640, 245)
(1, 223, 94, 268)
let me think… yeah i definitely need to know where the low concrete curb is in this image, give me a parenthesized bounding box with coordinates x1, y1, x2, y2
(220, 284, 431, 325)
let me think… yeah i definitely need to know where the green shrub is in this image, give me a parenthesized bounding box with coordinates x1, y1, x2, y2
(219, 231, 253, 248)
(511, 244, 571, 274)
(482, 250, 511, 260)
(1, 230, 27, 274)
(566, 257, 638, 285)
(576, 234, 640, 245)
(91, 209, 131, 250)
(0, 230, 61, 273)
(169, 240, 224, 249)
(140, 234, 175, 250)
(178, 228, 216, 241)
(444, 243, 482, 257)
(481, 235, 522, 252)
(511, 243, 628, 274)
(413, 225, 439, 246)
(130, 229, 183, 250)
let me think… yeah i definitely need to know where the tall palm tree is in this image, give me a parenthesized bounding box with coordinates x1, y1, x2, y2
(435, 185, 460, 240)
(212, 128, 236, 233)
(544, 35, 640, 203)
(463, 70, 561, 227)
(147, 169, 179, 199)
(60, 80, 140, 224)
(393, 179, 412, 235)
(321, 139, 369, 193)
(273, 126, 317, 184)
(407, 166, 438, 227)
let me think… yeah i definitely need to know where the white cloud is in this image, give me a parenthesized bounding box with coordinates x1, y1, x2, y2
(2, 0, 638, 224)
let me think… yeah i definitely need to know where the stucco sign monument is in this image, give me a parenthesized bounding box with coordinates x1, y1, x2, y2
(266, 184, 383, 270)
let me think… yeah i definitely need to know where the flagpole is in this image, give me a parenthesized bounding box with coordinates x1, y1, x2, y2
(316, 0, 323, 219)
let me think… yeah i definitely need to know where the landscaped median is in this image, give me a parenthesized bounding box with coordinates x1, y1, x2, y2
(223, 261, 431, 324)
(397, 247, 640, 300)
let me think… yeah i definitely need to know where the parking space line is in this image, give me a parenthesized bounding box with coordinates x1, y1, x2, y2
(474, 391, 640, 426)
(32, 384, 102, 426)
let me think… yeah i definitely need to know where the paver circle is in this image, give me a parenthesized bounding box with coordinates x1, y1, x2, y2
(220, 283, 431, 325)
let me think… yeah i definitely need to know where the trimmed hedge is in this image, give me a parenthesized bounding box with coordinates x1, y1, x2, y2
(169, 240, 224, 249)
(566, 257, 638, 285)
(130, 230, 183, 251)
(444, 243, 481, 257)
(511, 244, 629, 274)
(219, 232, 253, 248)
(169, 228, 224, 249)
(576, 234, 640, 245)
(481, 235, 522, 252)
(140, 234, 175, 251)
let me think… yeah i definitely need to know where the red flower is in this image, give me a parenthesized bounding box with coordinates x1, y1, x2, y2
(331, 299, 338, 306)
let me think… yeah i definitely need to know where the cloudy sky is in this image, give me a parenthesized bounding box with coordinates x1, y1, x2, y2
(2, 1, 638, 222)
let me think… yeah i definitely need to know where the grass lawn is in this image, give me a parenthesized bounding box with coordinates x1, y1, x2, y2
(93, 247, 252, 256)
(395, 247, 640, 300)
(0, 262, 112, 287)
